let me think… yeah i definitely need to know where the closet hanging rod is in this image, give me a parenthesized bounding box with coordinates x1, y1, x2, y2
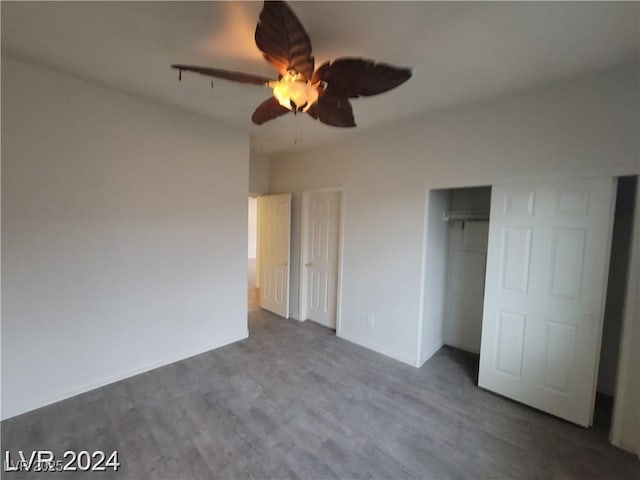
(442, 210, 489, 222)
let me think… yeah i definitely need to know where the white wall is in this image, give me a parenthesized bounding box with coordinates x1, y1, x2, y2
(249, 151, 270, 195)
(1, 57, 250, 419)
(419, 190, 450, 365)
(269, 63, 639, 370)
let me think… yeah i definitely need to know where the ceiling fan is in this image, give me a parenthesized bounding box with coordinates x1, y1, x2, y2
(172, 0, 412, 128)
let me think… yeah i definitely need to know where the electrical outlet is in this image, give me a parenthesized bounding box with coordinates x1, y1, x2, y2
(366, 314, 375, 327)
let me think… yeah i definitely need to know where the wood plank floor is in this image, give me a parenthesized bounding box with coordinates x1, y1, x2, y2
(2, 309, 639, 479)
(248, 287, 260, 311)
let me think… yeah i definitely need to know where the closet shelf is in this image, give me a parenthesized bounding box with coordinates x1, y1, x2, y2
(442, 210, 489, 222)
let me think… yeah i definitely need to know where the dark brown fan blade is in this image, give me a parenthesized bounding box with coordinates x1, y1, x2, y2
(255, 1, 314, 80)
(310, 61, 330, 85)
(252, 96, 291, 125)
(312, 58, 411, 98)
(171, 65, 273, 86)
(307, 96, 355, 128)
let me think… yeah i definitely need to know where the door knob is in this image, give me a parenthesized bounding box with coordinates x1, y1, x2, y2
(305, 262, 312, 267)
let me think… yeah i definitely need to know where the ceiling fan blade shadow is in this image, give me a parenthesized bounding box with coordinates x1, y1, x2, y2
(255, 1, 314, 80)
(313, 58, 412, 98)
(252, 96, 291, 125)
(307, 96, 355, 128)
(171, 65, 274, 86)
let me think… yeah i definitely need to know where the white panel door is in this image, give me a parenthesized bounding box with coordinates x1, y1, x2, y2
(304, 190, 341, 328)
(479, 178, 615, 426)
(258, 194, 291, 318)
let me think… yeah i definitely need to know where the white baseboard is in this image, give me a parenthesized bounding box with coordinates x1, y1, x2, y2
(2, 330, 248, 420)
(337, 331, 416, 367)
(418, 342, 443, 367)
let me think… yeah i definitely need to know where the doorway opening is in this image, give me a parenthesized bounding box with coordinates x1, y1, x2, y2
(421, 185, 491, 371)
(248, 196, 259, 311)
(594, 175, 638, 435)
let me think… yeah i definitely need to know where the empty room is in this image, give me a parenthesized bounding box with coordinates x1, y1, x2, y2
(2, 1, 639, 478)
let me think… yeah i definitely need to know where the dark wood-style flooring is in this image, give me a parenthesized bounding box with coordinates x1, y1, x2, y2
(248, 287, 260, 311)
(2, 309, 639, 479)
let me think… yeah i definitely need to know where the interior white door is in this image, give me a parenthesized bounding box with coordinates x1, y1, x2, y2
(479, 178, 615, 427)
(258, 194, 291, 318)
(304, 190, 341, 328)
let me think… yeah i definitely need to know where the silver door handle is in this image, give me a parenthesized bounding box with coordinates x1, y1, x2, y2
(305, 262, 312, 267)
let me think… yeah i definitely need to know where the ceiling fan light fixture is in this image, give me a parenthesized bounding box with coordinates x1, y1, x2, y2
(172, 1, 411, 127)
(270, 73, 319, 112)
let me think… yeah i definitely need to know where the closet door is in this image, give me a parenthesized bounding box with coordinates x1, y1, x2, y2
(479, 178, 615, 426)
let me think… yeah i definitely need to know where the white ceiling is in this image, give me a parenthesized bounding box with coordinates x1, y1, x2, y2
(2, 1, 638, 154)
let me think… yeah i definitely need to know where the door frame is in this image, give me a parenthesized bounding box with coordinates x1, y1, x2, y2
(299, 187, 345, 333)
